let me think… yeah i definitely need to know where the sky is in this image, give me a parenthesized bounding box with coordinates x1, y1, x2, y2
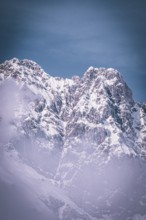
(0, 0, 146, 102)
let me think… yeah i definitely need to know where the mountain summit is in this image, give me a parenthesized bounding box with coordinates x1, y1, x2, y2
(0, 58, 146, 220)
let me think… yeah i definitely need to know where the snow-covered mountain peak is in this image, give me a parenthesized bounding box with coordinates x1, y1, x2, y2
(82, 66, 132, 101)
(0, 58, 146, 220)
(0, 58, 50, 81)
(83, 66, 124, 87)
(84, 65, 119, 77)
(8, 58, 44, 72)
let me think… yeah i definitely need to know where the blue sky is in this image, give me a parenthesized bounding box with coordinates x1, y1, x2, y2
(0, 0, 146, 102)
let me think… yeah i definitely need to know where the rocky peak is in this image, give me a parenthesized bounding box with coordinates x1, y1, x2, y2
(82, 66, 133, 107)
(0, 58, 49, 82)
(0, 59, 145, 162)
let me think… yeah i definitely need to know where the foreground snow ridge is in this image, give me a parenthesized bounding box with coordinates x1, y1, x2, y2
(0, 58, 146, 220)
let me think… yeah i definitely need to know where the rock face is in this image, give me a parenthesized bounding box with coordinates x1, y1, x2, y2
(0, 58, 146, 220)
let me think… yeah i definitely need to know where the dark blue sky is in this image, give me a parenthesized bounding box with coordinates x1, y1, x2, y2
(0, 0, 146, 102)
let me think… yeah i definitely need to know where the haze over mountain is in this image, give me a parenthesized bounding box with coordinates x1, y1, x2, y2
(0, 58, 146, 220)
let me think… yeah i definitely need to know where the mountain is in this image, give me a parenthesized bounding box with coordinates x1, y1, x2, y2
(0, 58, 146, 220)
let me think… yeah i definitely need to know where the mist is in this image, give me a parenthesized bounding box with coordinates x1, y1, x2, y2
(0, 79, 21, 144)
(56, 138, 146, 220)
(0, 79, 62, 219)
(63, 156, 146, 219)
